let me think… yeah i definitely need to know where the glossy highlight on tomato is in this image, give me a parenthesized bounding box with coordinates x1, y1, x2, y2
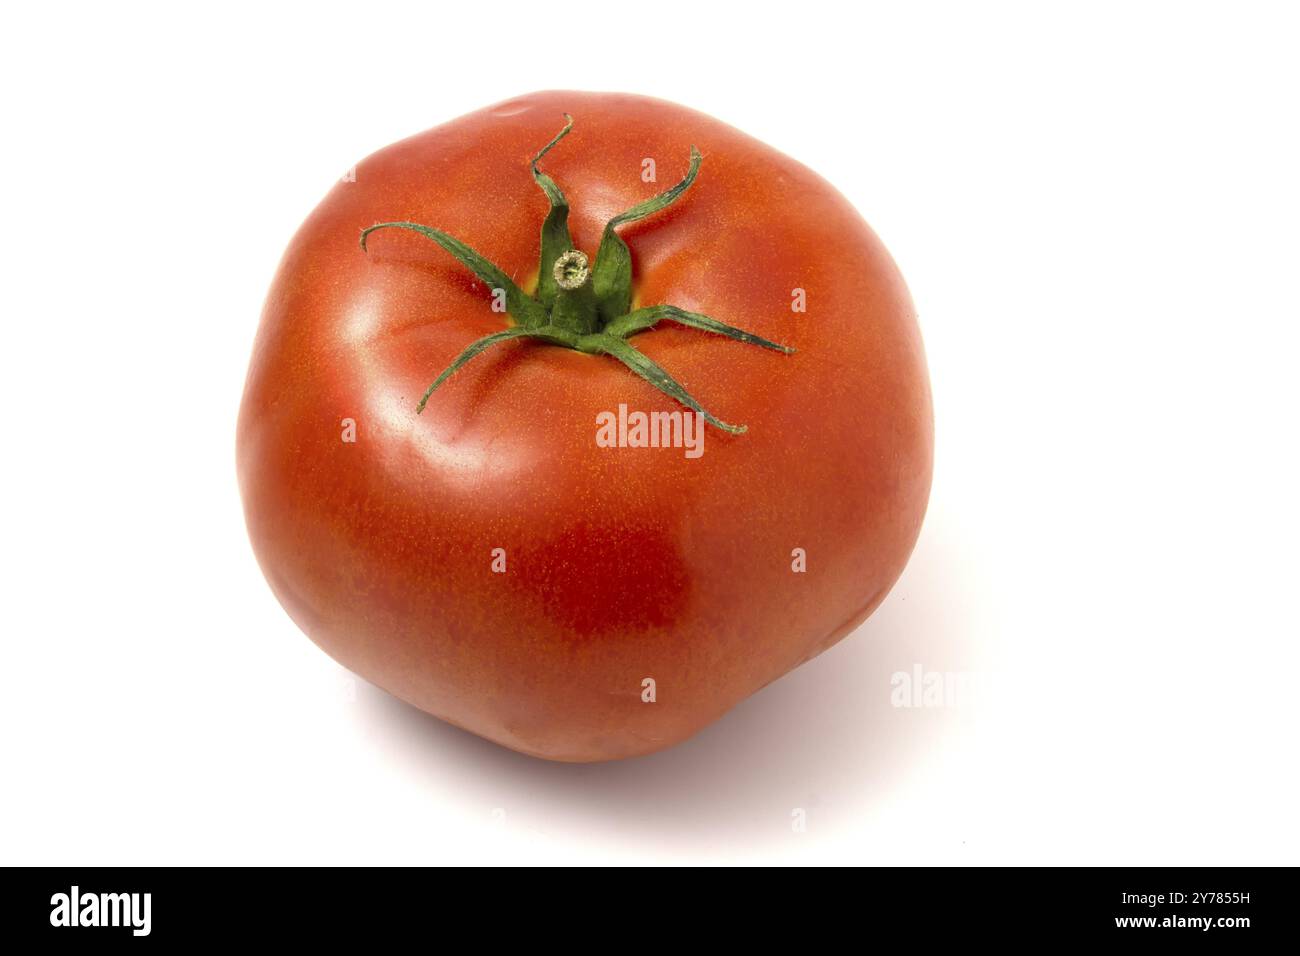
(237, 91, 933, 762)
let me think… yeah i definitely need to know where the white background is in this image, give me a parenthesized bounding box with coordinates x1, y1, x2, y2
(2, 1, 1297, 865)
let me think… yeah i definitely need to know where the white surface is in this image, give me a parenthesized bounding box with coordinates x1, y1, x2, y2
(1, 1, 1297, 865)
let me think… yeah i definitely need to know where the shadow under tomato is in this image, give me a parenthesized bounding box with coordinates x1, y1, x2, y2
(355, 515, 975, 858)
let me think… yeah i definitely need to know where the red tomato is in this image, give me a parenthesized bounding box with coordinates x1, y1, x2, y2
(237, 91, 933, 761)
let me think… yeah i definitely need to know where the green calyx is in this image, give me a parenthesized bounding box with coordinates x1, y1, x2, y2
(359, 115, 793, 433)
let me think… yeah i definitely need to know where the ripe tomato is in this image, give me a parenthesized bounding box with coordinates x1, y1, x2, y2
(237, 91, 932, 761)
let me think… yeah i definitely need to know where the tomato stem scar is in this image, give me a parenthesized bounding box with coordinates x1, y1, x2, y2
(360, 116, 794, 432)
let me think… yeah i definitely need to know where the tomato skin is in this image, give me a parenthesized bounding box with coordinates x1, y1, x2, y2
(237, 91, 932, 761)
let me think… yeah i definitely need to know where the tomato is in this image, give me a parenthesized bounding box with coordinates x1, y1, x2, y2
(237, 91, 933, 762)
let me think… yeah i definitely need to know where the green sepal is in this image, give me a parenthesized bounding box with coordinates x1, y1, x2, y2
(585, 334, 746, 434)
(605, 304, 794, 353)
(531, 115, 576, 309)
(591, 147, 702, 323)
(361, 221, 547, 327)
(416, 325, 579, 413)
